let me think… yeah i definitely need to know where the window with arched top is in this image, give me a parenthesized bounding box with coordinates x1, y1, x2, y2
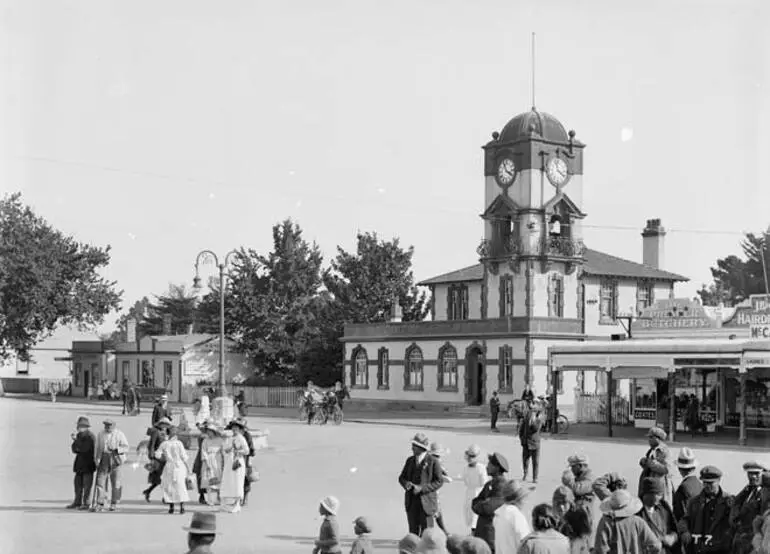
(404, 345, 424, 391)
(438, 343, 458, 391)
(351, 346, 369, 389)
(377, 348, 390, 390)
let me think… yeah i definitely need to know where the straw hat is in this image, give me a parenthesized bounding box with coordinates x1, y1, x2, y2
(600, 490, 643, 518)
(676, 447, 698, 469)
(320, 495, 340, 515)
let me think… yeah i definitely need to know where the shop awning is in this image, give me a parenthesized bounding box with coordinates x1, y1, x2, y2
(612, 366, 670, 379)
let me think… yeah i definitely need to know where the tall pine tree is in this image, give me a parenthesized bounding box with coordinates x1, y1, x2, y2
(136, 284, 199, 337)
(698, 230, 770, 305)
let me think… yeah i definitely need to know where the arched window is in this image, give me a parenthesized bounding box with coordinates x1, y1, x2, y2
(351, 346, 369, 389)
(438, 343, 458, 391)
(404, 345, 424, 391)
(377, 348, 390, 390)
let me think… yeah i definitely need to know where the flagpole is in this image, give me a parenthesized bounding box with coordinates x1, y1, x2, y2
(761, 229, 770, 295)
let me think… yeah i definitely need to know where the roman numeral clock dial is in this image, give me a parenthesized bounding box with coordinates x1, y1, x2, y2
(546, 157, 569, 188)
(495, 158, 516, 187)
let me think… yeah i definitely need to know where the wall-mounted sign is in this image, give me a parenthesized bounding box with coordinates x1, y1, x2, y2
(750, 325, 770, 339)
(633, 298, 714, 330)
(634, 409, 656, 420)
(723, 294, 770, 328)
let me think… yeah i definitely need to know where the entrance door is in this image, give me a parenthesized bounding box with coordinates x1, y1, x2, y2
(465, 347, 485, 406)
(656, 378, 670, 429)
(84, 370, 90, 398)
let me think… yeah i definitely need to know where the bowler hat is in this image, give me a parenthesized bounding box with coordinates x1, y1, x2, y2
(743, 460, 768, 473)
(411, 433, 429, 450)
(700, 465, 723, 482)
(676, 447, 698, 469)
(600, 490, 643, 518)
(183, 512, 219, 535)
(76, 416, 91, 428)
(488, 452, 509, 473)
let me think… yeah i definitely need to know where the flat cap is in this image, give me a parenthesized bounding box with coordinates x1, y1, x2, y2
(700, 465, 723, 482)
(743, 461, 768, 473)
(488, 452, 510, 473)
(567, 454, 589, 466)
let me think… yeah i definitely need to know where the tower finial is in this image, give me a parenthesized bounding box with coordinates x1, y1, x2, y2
(531, 32, 536, 111)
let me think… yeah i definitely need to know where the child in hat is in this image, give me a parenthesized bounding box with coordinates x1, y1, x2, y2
(350, 516, 373, 554)
(67, 416, 96, 510)
(313, 496, 342, 554)
(461, 444, 489, 534)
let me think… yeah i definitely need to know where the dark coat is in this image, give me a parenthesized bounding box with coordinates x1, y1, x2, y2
(490, 396, 501, 414)
(71, 430, 96, 474)
(594, 514, 661, 554)
(151, 404, 172, 426)
(637, 501, 678, 554)
(472, 474, 507, 550)
(397, 453, 444, 517)
(519, 413, 543, 449)
(146, 427, 166, 485)
(677, 488, 733, 554)
(673, 474, 703, 522)
(729, 484, 763, 554)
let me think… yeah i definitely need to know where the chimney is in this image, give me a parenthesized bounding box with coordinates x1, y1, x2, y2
(162, 314, 172, 335)
(641, 218, 666, 269)
(126, 317, 137, 343)
(390, 295, 403, 323)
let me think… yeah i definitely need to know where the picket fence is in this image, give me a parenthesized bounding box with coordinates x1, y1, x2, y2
(220, 385, 306, 408)
(575, 393, 631, 425)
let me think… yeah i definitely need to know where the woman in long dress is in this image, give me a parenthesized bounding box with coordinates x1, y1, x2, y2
(199, 424, 225, 506)
(219, 427, 249, 513)
(154, 426, 190, 514)
(461, 444, 489, 534)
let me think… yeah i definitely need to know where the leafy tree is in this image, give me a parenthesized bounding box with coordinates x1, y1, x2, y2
(0, 193, 122, 360)
(108, 297, 151, 342)
(697, 231, 770, 306)
(228, 219, 325, 383)
(136, 284, 200, 337)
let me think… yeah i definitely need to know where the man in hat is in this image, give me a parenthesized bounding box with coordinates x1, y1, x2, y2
(562, 454, 595, 516)
(91, 419, 129, 512)
(595, 490, 660, 554)
(152, 394, 173, 426)
(673, 447, 703, 522)
(637, 476, 678, 554)
(143, 416, 171, 502)
(493, 480, 531, 554)
(730, 461, 767, 554)
(472, 452, 510, 552)
(67, 416, 96, 510)
(639, 426, 674, 506)
(183, 511, 218, 553)
(489, 391, 501, 432)
(678, 465, 734, 554)
(398, 433, 445, 536)
(518, 407, 543, 483)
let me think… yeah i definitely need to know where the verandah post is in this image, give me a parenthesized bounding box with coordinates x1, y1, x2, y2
(668, 367, 676, 443)
(739, 368, 748, 446)
(607, 369, 613, 438)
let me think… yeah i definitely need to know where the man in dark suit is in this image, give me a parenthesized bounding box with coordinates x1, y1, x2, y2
(519, 408, 543, 483)
(678, 465, 733, 554)
(673, 447, 703, 523)
(730, 461, 767, 554)
(397, 433, 444, 536)
(152, 394, 173, 426)
(472, 452, 509, 553)
(489, 391, 501, 432)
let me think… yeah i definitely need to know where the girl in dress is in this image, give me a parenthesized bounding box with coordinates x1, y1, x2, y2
(154, 426, 191, 514)
(219, 424, 249, 513)
(460, 444, 489, 534)
(199, 423, 225, 506)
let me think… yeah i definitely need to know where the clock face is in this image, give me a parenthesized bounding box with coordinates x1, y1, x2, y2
(496, 158, 516, 187)
(546, 157, 569, 187)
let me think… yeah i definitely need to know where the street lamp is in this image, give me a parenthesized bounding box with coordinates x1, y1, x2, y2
(193, 249, 238, 425)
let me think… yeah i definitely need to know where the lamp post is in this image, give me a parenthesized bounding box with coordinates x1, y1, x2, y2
(193, 249, 238, 424)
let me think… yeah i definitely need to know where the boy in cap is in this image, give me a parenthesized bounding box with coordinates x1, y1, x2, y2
(678, 465, 733, 554)
(730, 461, 768, 554)
(673, 447, 702, 522)
(639, 426, 674, 506)
(350, 516, 373, 554)
(637, 477, 678, 554)
(183, 511, 218, 553)
(471, 452, 509, 553)
(67, 416, 96, 510)
(398, 433, 445, 536)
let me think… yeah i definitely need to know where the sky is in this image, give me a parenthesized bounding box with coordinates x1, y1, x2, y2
(1, 0, 768, 333)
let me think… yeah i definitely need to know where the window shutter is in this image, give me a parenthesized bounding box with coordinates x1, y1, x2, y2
(547, 274, 554, 317)
(404, 351, 409, 388)
(498, 346, 505, 391)
(499, 277, 505, 317)
(377, 351, 382, 387)
(462, 286, 469, 319)
(447, 287, 453, 320)
(612, 282, 619, 318)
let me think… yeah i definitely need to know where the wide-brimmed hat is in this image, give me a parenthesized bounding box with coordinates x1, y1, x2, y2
(229, 417, 248, 430)
(464, 444, 481, 459)
(488, 452, 509, 473)
(154, 417, 172, 428)
(676, 447, 698, 469)
(320, 495, 340, 515)
(743, 461, 768, 473)
(415, 527, 448, 554)
(429, 442, 447, 458)
(182, 512, 219, 535)
(76, 416, 90, 428)
(411, 433, 429, 450)
(647, 427, 667, 441)
(600, 490, 643, 518)
(353, 516, 372, 534)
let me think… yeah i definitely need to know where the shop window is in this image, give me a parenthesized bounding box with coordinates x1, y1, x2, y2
(377, 348, 390, 390)
(498, 346, 513, 393)
(447, 284, 469, 320)
(599, 280, 618, 323)
(404, 345, 424, 391)
(91, 364, 99, 387)
(499, 275, 514, 316)
(74, 362, 82, 386)
(163, 361, 173, 388)
(548, 274, 565, 318)
(636, 282, 654, 314)
(351, 346, 369, 389)
(438, 343, 458, 391)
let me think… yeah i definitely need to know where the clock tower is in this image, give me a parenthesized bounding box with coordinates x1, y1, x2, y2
(477, 107, 586, 323)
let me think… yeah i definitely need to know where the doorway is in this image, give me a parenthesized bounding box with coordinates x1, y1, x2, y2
(84, 370, 90, 398)
(465, 347, 486, 406)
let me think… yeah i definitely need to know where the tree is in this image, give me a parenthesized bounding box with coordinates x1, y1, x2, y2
(109, 297, 151, 342)
(0, 193, 122, 360)
(697, 231, 770, 306)
(136, 284, 200, 337)
(228, 219, 325, 383)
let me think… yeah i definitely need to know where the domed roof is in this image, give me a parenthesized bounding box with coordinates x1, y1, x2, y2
(498, 108, 569, 144)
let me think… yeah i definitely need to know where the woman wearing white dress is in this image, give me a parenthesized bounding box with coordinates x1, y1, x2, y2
(199, 424, 224, 506)
(461, 444, 489, 534)
(154, 426, 191, 514)
(219, 427, 249, 513)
